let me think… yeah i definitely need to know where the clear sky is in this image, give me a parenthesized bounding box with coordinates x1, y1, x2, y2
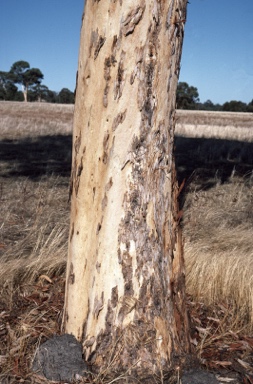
(180, 0, 253, 104)
(0, 0, 84, 94)
(1, 0, 253, 104)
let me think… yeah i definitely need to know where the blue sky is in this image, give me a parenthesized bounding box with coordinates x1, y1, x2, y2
(180, 0, 253, 104)
(1, 0, 253, 104)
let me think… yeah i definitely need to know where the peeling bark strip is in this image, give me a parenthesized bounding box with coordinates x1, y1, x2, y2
(121, 5, 146, 36)
(112, 109, 127, 131)
(63, 0, 189, 379)
(94, 35, 106, 60)
(114, 50, 126, 100)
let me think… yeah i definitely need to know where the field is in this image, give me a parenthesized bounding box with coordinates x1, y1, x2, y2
(0, 102, 253, 383)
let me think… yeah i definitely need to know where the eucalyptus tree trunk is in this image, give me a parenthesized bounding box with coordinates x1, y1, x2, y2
(23, 86, 28, 102)
(63, 0, 189, 378)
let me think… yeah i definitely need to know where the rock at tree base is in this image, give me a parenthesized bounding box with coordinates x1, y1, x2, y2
(32, 334, 89, 382)
(182, 369, 219, 384)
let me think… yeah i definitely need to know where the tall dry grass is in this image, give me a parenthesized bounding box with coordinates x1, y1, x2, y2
(175, 109, 253, 329)
(0, 101, 72, 291)
(183, 177, 253, 325)
(0, 176, 69, 287)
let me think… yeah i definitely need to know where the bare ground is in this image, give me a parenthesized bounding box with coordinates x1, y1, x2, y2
(0, 101, 253, 383)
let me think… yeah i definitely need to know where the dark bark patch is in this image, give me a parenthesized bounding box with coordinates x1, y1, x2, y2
(94, 35, 106, 60)
(112, 109, 127, 131)
(103, 131, 110, 149)
(96, 262, 101, 273)
(111, 35, 118, 54)
(102, 151, 108, 164)
(121, 5, 146, 36)
(114, 51, 126, 100)
(96, 222, 102, 235)
(111, 286, 118, 308)
(74, 133, 81, 154)
(131, 133, 146, 152)
(74, 156, 83, 196)
(103, 57, 112, 107)
(102, 131, 110, 164)
(130, 189, 140, 211)
(103, 85, 109, 108)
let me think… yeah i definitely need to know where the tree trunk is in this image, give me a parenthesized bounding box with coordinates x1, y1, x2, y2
(23, 85, 28, 102)
(63, 0, 190, 378)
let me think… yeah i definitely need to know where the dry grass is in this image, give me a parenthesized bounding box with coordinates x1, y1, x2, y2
(183, 179, 253, 325)
(0, 101, 74, 139)
(175, 109, 253, 330)
(0, 102, 253, 382)
(0, 176, 69, 286)
(176, 109, 253, 142)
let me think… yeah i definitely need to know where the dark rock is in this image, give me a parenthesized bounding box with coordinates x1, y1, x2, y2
(181, 369, 220, 384)
(32, 334, 89, 382)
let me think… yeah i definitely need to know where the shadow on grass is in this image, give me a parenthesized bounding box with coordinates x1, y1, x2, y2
(0, 134, 252, 187)
(175, 135, 253, 190)
(0, 135, 72, 179)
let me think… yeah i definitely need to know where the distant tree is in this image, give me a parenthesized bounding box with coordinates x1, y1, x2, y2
(46, 90, 58, 103)
(213, 103, 222, 111)
(202, 99, 214, 110)
(0, 71, 18, 100)
(9, 60, 44, 102)
(176, 81, 199, 109)
(5, 82, 18, 101)
(58, 88, 74, 104)
(198, 99, 222, 111)
(247, 99, 253, 112)
(14, 91, 24, 102)
(222, 100, 247, 112)
(29, 84, 50, 102)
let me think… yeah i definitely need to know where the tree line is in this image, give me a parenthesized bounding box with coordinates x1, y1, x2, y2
(1, 61, 252, 112)
(176, 82, 253, 112)
(0, 60, 75, 104)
